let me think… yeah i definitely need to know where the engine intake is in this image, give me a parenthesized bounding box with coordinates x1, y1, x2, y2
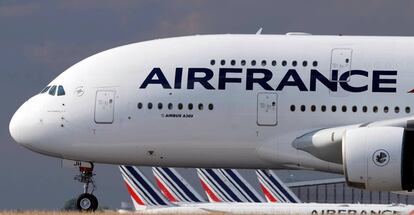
(343, 127, 414, 191)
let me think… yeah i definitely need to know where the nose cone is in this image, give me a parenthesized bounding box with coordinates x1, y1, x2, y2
(10, 96, 64, 158)
(9, 101, 31, 145)
(10, 97, 46, 148)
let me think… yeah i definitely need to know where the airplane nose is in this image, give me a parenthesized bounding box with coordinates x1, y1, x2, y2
(9, 96, 65, 158)
(9, 101, 30, 145)
(9, 97, 46, 148)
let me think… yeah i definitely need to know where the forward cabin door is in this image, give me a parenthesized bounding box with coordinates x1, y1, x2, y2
(257, 92, 278, 126)
(330, 48, 352, 97)
(94, 90, 115, 124)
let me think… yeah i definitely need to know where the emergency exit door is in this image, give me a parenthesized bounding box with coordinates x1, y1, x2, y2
(257, 92, 277, 126)
(94, 90, 115, 124)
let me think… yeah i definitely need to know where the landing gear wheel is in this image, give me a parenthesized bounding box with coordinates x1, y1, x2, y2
(76, 193, 98, 212)
(73, 162, 98, 212)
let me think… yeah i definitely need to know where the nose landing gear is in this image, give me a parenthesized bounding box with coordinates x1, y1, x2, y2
(74, 163, 98, 212)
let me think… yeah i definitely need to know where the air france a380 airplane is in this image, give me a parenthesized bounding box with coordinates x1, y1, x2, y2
(9, 32, 414, 210)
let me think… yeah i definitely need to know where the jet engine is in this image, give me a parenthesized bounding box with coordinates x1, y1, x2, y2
(343, 127, 414, 191)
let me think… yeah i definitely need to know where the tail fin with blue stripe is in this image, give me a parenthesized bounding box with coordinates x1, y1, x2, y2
(219, 169, 264, 203)
(119, 166, 173, 210)
(256, 169, 301, 203)
(197, 168, 264, 203)
(152, 167, 205, 203)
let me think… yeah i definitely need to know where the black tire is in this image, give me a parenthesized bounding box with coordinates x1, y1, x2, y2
(76, 193, 98, 212)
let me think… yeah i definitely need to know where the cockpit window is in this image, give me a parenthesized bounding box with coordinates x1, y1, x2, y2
(57, 85, 65, 96)
(41, 86, 51, 94)
(49, 85, 57, 96)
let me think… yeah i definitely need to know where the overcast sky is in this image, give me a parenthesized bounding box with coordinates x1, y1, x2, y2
(2, 0, 414, 210)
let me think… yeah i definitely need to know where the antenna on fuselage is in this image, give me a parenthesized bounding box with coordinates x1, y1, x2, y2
(256, 27, 263, 35)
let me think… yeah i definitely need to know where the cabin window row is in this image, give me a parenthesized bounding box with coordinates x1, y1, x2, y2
(137, 102, 214, 111)
(290, 105, 411, 114)
(210, 59, 318, 67)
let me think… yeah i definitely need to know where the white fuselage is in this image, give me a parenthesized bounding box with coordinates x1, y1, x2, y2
(130, 203, 414, 215)
(9, 34, 414, 174)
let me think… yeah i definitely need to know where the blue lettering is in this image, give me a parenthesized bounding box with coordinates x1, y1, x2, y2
(246, 69, 274, 90)
(339, 70, 368, 92)
(218, 68, 242, 90)
(139, 67, 398, 93)
(372, 70, 397, 93)
(174, 68, 183, 89)
(187, 68, 215, 90)
(276, 69, 308, 91)
(310, 69, 337, 91)
(139, 67, 171, 89)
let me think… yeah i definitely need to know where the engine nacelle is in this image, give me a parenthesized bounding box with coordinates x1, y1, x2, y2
(343, 127, 414, 191)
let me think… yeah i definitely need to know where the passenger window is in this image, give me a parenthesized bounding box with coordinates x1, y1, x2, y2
(302, 61, 308, 67)
(41, 86, 51, 94)
(383, 106, 389, 113)
(395, 106, 400, 113)
(57, 86, 65, 96)
(188, 103, 193, 110)
(352, 106, 357, 112)
(208, 103, 214, 110)
(49, 85, 57, 96)
(362, 106, 368, 112)
(198, 103, 204, 110)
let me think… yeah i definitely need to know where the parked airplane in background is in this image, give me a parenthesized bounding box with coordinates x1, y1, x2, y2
(119, 165, 172, 210)
(152, 167, 205, 203)
(197, 168, 264, 202)
(154, 167, 266, 203)
(256, 169, 301, 203)
(119, 165, 268, 213)
(120, 166, 414, 214)
(10, 33, 414, 210)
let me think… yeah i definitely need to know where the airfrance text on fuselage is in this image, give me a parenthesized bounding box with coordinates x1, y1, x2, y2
(139, 68, 397, 93)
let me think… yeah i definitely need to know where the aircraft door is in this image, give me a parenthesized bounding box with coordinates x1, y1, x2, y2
(330, 48, 352, 96)
(257, 92, 277, 126)
(94, 90, 115, 124)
